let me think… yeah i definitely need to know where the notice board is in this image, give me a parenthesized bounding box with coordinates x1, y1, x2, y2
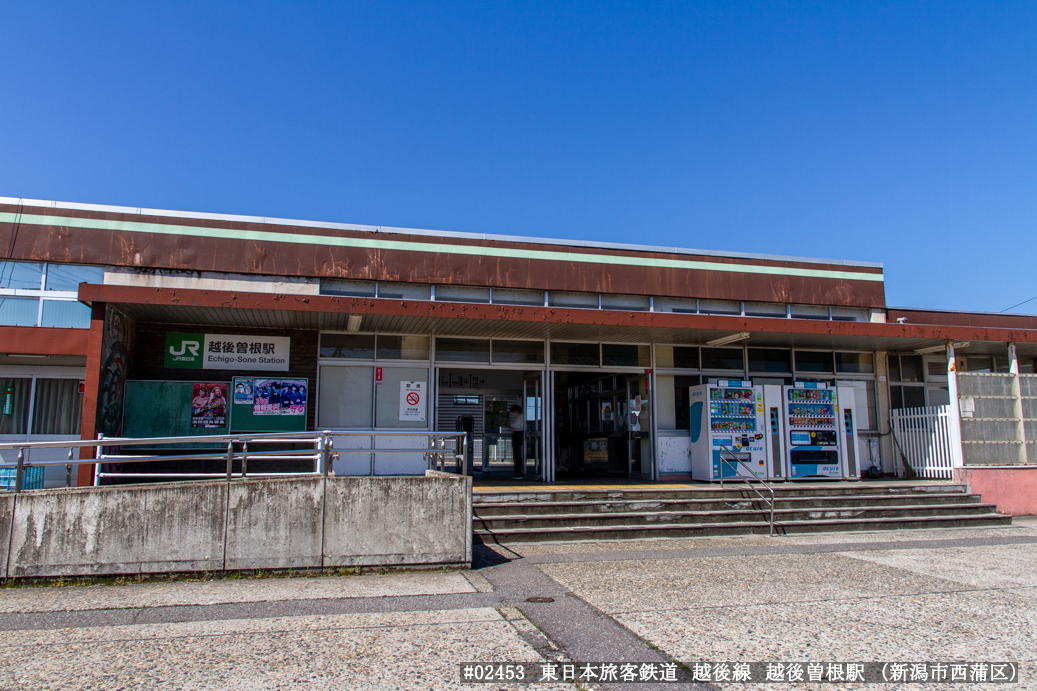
(123, 381, 228, 439)
(229, 376, 308, 433)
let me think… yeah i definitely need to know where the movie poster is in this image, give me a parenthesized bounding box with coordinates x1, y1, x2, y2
(191, 382, 228, 428)
(253, 379, 307, 415)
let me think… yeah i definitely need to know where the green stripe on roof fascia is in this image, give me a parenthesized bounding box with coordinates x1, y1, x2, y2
(2, 212, 883, 282)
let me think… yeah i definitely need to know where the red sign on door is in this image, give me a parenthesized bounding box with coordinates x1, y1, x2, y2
(375, 367, 383, 383)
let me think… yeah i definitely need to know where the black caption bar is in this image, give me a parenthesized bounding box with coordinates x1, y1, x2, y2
(460, 661, 1019, 684)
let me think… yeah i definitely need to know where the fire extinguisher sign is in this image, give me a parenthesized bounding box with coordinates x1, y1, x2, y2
(398, 381, 426, 422)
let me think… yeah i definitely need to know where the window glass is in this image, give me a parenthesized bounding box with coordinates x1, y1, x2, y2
(600, 294, 650, 311)
(899, 355, 924, 381)
(835, 352, 874, 374)
(889, 385, 904, 410)
(602, 344, 650, 367)
(318, 366, 373, 427)
(40, 300, 91, 328)
(320, 279, 376, 297)
(653, 297, 697, 313)
(374, 367, 429, 428)
(964, 356, 992, 373)
(44, 264, 104, 291)
(0, 297, 39, 326)
(436, 338, 490, 363)
(748, 349, 791, 373)
(436, 285, 490, 303)
(320, 333, 375, 359)
(550, 342, 599, 367)
(926, 361, 947, 378)
(994, 357, 1010, 373)
(701, 347, 744, 370)
(831, 307, 870, 322)
(31, 378, 83, 434)
(794, 351, 834, 373)
(744, 302, 786, 318)
(548, 292, 598, 309)
(790, 304, 830, 320)
(673, 375, 700, 430)
(0, 378, 32, 434)
(492, 288, 543, 306)
(699, 299, 740, 315)
(492, 340, 544, 364)
(377, 283, 430, 300)
(903, 386, 926, 408)
(655, 346, 699, 369)
(377, 335, 430, 360)
(888, 355, 901, 382)
(0, 261, 43, 290)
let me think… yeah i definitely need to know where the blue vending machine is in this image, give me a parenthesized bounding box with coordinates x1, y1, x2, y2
(782, 382, 844, 479)
(689, 380, 768, 482)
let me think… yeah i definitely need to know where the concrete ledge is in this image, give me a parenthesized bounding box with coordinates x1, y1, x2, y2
(955, 467, 1037, 516)
(1, 474, 472, 579)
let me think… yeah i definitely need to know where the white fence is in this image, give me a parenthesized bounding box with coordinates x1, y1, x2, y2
(891, 405, 955, 479)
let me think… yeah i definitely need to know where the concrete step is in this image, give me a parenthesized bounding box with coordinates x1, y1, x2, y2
(473, 502, 1000, 531)
(474, 513, 1013, 543)
(472, 493, 984, 517)
(472, 483, 969, 505)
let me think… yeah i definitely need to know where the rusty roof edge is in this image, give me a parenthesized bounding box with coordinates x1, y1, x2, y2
(1, 195, 884, 270)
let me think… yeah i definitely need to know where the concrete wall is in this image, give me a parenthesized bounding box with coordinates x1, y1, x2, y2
(955, 467, 1037, 516)
(1, 472, 471, 578)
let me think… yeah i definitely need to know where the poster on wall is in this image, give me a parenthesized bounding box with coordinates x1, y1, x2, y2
(191, 383, 228, 428)
(233, 379, 254, 405)
(399, 381, 426, 422)
(253, 379, 308, 416)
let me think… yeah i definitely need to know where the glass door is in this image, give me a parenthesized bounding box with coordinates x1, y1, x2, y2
(524, 372, 544, 479)
(626, 374, 653, 478)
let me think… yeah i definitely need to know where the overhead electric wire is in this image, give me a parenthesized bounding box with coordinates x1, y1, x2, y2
(1001, 294, 1037, 313)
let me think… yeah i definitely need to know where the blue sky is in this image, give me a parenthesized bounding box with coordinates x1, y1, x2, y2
(0, 2, 1034, 313)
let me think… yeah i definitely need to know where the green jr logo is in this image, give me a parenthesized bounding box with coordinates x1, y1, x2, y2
(165, 333, 204, 369)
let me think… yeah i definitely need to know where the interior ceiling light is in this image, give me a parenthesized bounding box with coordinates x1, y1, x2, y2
(346, 315, 363, 333)
(914, 341, 970, 355)
(705, 332, 751, 347)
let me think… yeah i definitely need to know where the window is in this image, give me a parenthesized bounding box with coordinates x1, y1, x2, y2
(699, 299, 740, 316)
(492, 288, 543, 306)
(790, 304, 829, 320)
(836, 352, 874, 374)
(550, 342, 600, 366)
(701, 347, 744, 370)
(744, 302, 786, 318)
(436, 338, 490, 363)
(0, 378, 32, 434)
(320, 279, 376, 297)
(831, 307, 870, 322)
(318, 366, 374, 427)
(888, 354, 927, 410)
(436, 285, 490, 303)
(654, 297, 697, 313)
(0, 262, 101, 328)
(600, 294, 650, 311)
(655, 346, 699, 369)
(44, 265, 104, 291)
(601, 344, 650, 367)
(40, 301, 91, 329)
(794, 351, 834, 374)
(549, 292, 599, 309)
(491, 340, 544, 364)
(377, 283, 430, 300)
(377, 335, 430, 360)
(31, 379, 83, 435)
(0, 262, 44, 289)
(673, 375, 701, 430)
(0, 297, 39, 326)
(748, 349, 791, 373)
(320, 334, 375, 359)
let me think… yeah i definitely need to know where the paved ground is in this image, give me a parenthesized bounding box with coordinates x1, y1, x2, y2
(1, 518, 1036, 690)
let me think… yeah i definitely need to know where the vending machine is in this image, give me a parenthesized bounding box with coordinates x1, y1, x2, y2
(836, 386, 861, 479)
(689, 380, 767, 482)
(762, 385, 787, 481)
(782, 382, 843, 479)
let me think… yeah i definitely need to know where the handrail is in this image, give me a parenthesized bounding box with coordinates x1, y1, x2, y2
(717, 444, 776, 537)
(0, 430, 471, 492)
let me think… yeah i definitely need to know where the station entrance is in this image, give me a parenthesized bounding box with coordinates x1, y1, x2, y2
(552, 371, 653, 479)
(435, 368, 544, 479)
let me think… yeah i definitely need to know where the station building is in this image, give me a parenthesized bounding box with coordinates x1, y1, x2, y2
(1, 196, 1035, 507)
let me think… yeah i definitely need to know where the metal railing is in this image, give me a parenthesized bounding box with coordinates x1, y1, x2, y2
(0, 430, 470, 492)
(717, 444, 776, 537)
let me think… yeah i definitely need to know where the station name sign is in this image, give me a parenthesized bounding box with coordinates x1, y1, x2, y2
(165, 333, 291, 372)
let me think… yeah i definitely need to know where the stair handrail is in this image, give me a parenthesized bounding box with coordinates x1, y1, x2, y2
(717, 444, 776, 537)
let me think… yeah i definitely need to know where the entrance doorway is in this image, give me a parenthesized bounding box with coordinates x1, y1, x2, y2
(552, 371, 653, 479)
(435, 368, 544, 479)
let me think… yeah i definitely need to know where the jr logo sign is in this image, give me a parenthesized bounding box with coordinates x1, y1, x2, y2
(165, 333, 204, 369)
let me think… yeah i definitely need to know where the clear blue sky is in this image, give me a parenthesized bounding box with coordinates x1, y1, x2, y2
(1, 2, 1034, 313)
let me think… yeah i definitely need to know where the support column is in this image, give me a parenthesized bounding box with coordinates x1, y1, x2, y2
(946, 341, 965, 469)
(1008, 342, 1028, 464)
(875, 351, 894, 474)
(77, 302, 106, 487)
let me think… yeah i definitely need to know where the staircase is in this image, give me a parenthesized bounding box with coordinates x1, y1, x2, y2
(472, 482, 1011, 543)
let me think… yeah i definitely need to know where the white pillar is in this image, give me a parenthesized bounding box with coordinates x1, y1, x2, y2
(946, 341, 965, 468)
(1009, 342, 1028, 464)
